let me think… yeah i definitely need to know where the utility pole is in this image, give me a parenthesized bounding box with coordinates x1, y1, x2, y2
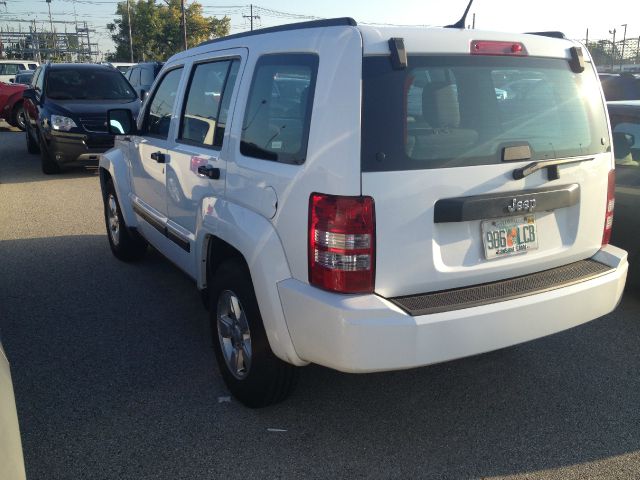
(243, 4, 260, 31)
(126, 0, 133, 62)
(180, 0, 187, 50)
(46, 0, 55, 59)
(609, 28, 616, 72)
(619, 23, 627, 72)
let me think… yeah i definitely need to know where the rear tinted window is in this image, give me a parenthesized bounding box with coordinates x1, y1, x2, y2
(45, 68, 137, 101)
(143, 67, 183, 138)
(240, 53, 318, 164)
(362, 56, 609, 171)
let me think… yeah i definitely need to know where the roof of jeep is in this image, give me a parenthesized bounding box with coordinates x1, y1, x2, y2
(168, 17, 580, 64)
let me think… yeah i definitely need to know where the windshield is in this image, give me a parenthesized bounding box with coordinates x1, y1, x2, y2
(46, 68, 137, 101)
(362, 55, 609, 171)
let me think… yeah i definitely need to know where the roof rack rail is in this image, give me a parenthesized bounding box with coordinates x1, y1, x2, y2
(198, 17, 358, 48)
(525, 31, 566, 39)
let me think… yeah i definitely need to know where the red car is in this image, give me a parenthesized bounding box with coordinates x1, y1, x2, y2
(0, 81, 28, 130)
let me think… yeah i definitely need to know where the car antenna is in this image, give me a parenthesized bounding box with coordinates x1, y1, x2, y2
(445, 0, 475, 29)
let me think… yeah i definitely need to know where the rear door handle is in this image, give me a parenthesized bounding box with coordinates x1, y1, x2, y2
(197, 165, 221, 180)
(150, 151, 166, 163)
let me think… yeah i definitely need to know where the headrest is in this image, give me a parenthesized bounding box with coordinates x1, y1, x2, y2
(421, 82, 460, 128)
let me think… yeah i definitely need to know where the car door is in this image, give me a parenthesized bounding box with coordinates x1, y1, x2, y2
(167, 53, 244, 253)
(129, 66, 184, 232)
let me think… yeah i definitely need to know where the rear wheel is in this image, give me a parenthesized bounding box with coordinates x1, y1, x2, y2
(210, 259, 298, 408)
(11, 102, 26, 130)
(103, 179, 147, 261)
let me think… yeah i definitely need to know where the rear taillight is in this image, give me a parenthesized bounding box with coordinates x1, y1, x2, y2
(309, 193, 375, 294)
(471, 40, 528, 56)
(602, 169, 615, 245)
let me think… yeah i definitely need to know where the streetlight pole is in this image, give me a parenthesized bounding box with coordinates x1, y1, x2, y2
(126, 0, 133, 62)
(619, 24, 627, 72)
(609, 28, 616, 72)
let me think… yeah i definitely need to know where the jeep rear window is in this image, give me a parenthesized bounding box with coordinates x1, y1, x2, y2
(361, 56, 609, 172)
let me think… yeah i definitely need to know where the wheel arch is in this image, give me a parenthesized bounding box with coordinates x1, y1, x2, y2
(98, 148, 137, 227)
(196, 202, 307, 367)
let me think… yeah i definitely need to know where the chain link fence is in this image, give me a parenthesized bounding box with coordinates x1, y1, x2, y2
(583, 37, 640, 73)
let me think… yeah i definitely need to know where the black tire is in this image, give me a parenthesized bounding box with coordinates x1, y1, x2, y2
(25, 124, 40, 154)
(103, 178, 147, 262)
(11, 102, 26, 131)
(210, 259, 298, 408)
(39, 135, 60, 174)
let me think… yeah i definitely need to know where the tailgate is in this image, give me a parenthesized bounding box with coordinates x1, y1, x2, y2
(360, 51, 612, 298)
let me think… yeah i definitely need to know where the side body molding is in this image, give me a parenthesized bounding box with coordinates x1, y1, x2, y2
(195, 199, 307, 366)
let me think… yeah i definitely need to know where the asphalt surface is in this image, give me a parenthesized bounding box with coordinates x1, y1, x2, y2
(1, 125, 640, 480)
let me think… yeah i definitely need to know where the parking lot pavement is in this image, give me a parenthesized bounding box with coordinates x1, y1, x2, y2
(1, 126, 640, 479)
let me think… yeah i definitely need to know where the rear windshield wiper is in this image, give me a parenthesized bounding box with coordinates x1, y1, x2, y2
(513, 156, 595, 181)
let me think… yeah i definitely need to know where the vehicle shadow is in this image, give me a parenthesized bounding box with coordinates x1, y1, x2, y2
(0, 131, 99, 185)
(1, 234, 639, 479)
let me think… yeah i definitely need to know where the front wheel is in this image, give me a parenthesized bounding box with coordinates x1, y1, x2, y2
(103, 179, 147, 262)
(210, 259, 298, 408)
(25, 124, 40, 154)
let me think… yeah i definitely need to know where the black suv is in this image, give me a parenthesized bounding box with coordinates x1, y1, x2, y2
(23, 63, 141, 174)
(123, 62, 163, 99)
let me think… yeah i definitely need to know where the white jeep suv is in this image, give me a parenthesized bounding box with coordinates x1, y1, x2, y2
(99, 18, 628, 407)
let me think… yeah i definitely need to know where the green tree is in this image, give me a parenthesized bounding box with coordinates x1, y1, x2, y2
(107, 0, 230, 62)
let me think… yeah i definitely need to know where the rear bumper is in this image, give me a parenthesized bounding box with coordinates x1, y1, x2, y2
(277, 245, 628, 373)
(45, 131, 113, 166)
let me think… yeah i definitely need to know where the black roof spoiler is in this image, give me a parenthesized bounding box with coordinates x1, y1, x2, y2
(525, 31, 566, 39)
(198, 17, 357, 48)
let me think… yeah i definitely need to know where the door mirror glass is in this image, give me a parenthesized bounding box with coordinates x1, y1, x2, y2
(108, 109, 135, 135)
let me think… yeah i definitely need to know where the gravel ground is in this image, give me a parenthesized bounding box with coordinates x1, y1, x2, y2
(1, 125, 640, 480)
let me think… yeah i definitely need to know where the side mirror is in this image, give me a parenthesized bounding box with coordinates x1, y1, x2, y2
(107, 109, 136, 136)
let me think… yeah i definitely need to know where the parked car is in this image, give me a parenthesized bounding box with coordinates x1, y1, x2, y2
(123, 62, 163, 99)
(0, 340, 27, 480)
(0, 60, 38, 84)
(0, 81, 28, 130)
(23, 63, 141, 174)
(599, 73, 640, 101)
(99, 61, 135, 74)
(607, 100, 640, 288)
(100, 19, 627, 407)
(12, 71, 34, 85)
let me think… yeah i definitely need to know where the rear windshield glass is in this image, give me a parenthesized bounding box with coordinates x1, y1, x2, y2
(46, 68, 137, 101)
(362, 56, 609, 172)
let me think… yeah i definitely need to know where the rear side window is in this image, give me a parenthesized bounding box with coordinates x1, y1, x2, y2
(362, 56, 609, 171)
(0, 64, 21, 75)
(28, 64, 38, 70)
(141, 66, 155, 85)
(179, 59, 237, 148)
(130, 68, 141, 86)
(241, 53, 318, 164)
(143, 67, 183, 138)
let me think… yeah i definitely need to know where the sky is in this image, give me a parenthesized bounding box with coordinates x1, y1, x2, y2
(1, 0, 639, 59)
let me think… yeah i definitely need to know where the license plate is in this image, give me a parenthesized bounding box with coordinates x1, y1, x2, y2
(481, 215, 538, 259)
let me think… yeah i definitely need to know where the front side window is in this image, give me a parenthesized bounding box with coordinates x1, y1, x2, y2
(179, 60, 233, 148)
(143, 67, 183, 138)
(241, 53, 318, 164)
(362, 56, 609, 171)
(611, 115, 640, 166)
(45, 68, 137, 101)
